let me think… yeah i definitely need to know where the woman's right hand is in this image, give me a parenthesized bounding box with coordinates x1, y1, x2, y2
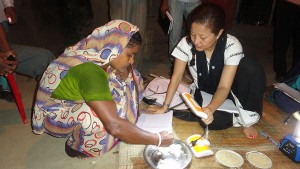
(147, 104, 168, 114)
(4, 7, 17, 24)
(159, 131, 174, 146)
(0, 53, 17, 75)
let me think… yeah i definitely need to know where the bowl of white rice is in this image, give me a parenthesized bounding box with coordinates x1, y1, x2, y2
(246, 151, 272, 169)
(143, 139, 192, 169)
(215, 149, 244, 168)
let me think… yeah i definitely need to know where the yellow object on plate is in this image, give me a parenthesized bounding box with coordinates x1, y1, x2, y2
(186, 134, 214, 158)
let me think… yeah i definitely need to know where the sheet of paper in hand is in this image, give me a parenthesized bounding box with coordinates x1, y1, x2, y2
(136, 111, 173, 133)
(144, 77, 190, 110)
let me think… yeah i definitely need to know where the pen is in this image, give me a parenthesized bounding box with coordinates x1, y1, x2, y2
(284, 111, 300, 125)
(259, 131, 279, 147)
(284, 113, 294, 125)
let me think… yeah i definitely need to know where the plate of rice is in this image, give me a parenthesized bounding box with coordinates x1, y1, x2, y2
(143, 139, 192, 169)
(246, 151, 272, 169)
(215, 149, 244, 168)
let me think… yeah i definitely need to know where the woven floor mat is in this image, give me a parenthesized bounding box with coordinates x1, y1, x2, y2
(118, 99, 298, 169)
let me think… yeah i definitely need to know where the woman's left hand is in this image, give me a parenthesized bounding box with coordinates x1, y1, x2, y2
(201, 107, 214, 125)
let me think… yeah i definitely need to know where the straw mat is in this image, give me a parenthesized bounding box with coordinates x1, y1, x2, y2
(118, 98, 300, 169)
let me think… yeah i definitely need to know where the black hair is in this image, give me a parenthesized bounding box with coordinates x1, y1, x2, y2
(126, 31, 142, 48)
(186, 3, 225, 36)
(186, 3, 225, 66)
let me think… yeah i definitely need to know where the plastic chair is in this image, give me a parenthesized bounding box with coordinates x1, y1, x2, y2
(4, 73, 28, 124)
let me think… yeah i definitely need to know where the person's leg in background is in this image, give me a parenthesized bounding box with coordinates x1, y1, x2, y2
(0, 45, 54, 102)
(182, 1, 201, 40)
(273, 0, 291, 82)
(126, 0, 147, 74)
(284, 1, 300, 81)
(168, 0, 184, 54)
(168, 0, 200, 75)
(291, 2, 300, 69)
(183, 1, 201, 19)
(167, 0, 184, 75)
(109, 0, 147, 76)
(168, 0, 201, 53)
(109, 0, 123, 20)
(12, 44, 55, 81)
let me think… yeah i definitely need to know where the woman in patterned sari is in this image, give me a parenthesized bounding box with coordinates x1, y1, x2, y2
(32, 20, 173, 158)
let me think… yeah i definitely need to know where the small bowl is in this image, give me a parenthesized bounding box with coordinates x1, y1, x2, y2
(246, 151, 272, 169)
(215, 149, 244, 168)
(143, 139, 192, 169)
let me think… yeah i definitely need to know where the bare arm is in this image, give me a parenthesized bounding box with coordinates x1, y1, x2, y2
(202, 65, 238, 124)
(0, 24, 17, 75)
(160, 0, 169, 17)
(148, 58, 187, 113)
(87, 100, 173, 146)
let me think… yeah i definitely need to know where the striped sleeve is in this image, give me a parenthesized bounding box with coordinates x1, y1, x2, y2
(171, 37, 192, 62)
(224, 34, 244, 65)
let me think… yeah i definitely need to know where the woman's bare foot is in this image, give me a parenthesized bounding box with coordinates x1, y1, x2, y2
(243, 126, 258, 138)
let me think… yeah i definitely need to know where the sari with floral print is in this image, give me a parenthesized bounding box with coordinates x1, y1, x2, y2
(32, 20, 144, 157)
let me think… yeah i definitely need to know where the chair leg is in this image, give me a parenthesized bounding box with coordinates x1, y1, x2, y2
(6, 73, 28, 124)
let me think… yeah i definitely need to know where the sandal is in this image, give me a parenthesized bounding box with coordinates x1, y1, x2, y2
(65, 141, 89, 159)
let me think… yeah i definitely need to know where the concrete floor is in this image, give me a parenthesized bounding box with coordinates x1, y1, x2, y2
(0, 5, 294, 169)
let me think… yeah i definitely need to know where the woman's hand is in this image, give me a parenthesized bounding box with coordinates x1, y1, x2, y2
(201, 107, 214, 125)
(159, 131, 174, 147)
(88, 101, 173, 146)
(0, 52, 17, 75)
(147, 104, 168, 114)
(4, 7, 17, 24)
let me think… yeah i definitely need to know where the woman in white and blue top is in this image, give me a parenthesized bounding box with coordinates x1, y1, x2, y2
(148, 3, 266, 139)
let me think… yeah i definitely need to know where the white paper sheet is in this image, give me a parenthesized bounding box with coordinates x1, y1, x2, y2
(135, 111, 173, 133)
(201, 91, 239, 114)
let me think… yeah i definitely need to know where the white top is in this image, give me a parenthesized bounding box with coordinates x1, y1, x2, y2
(171, 34, 244, 89)
(0, 0, 14, 23)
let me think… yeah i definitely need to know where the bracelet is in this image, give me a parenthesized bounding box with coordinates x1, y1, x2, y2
(156, 133, 162, 147)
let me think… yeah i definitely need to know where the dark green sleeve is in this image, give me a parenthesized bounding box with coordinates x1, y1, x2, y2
(52, 62, 113, 102)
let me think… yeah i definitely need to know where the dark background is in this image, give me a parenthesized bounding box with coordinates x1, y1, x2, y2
(7, 0, 273, 56)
